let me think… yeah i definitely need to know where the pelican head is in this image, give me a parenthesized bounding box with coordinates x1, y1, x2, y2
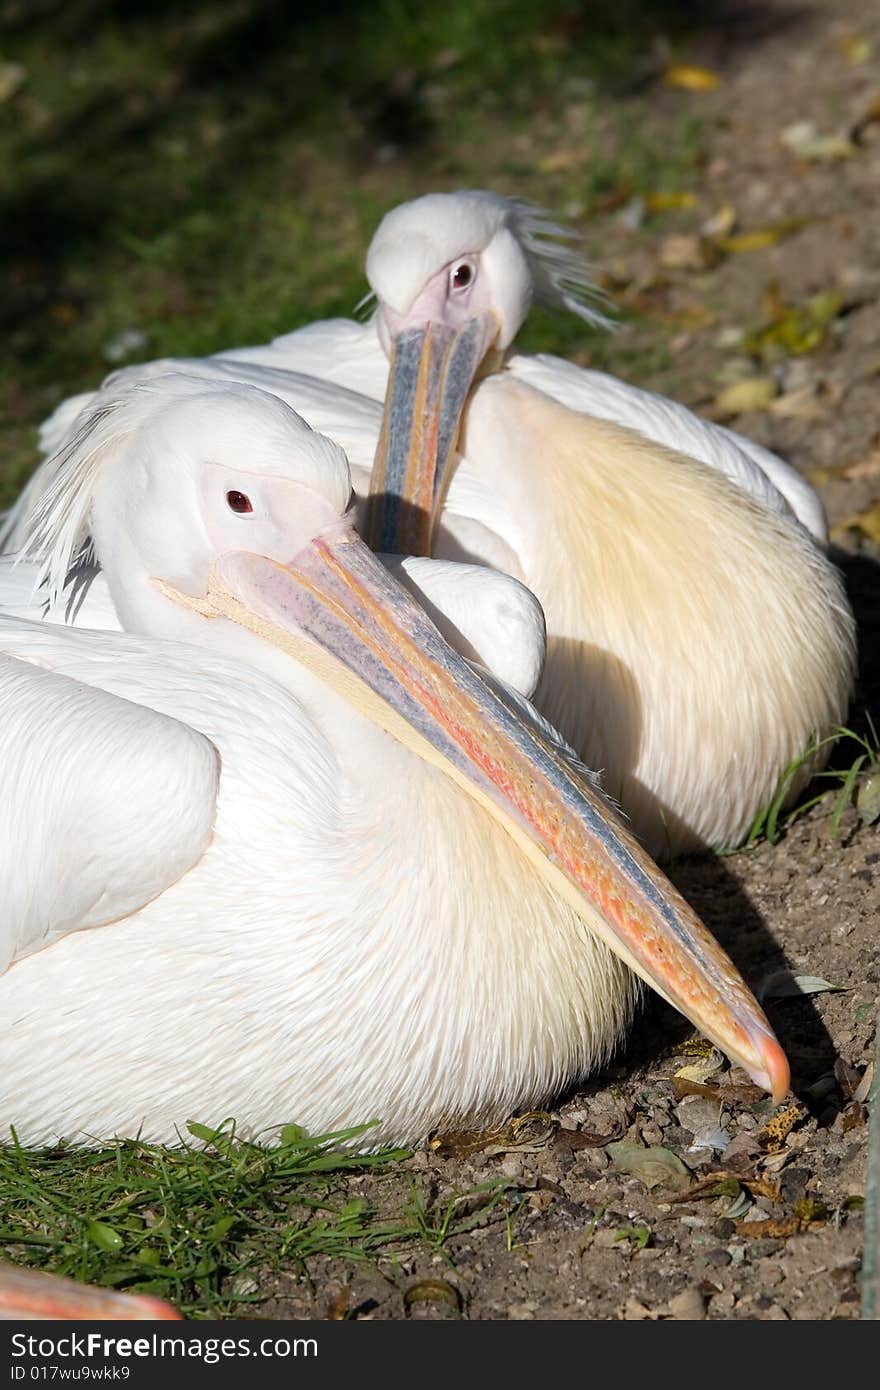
(20, 373, 788, 1106)
(363, 190, 606, 552)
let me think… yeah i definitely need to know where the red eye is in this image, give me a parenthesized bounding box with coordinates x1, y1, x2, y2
(450, 261, 473, 291)
(226, 490, 253, 514)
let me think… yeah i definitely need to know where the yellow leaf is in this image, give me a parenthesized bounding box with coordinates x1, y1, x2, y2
(645, 190, 696, 212)
(838, 34, 873, 65)
(715, 378, 777, 415)
(744, 289, 843, 362)
(664, 64, 721, 91)
(716, 219, 807, 254)
(831, 506, 880, 544)
(760, 1104, 804, 1153)
(537, 149, 584, 173)
(675, 1054, 724, 1085)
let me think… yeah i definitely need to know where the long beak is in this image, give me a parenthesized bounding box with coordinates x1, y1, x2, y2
(0, 1262, 181, 1320)
(363, 312, 497, 556)
(170, 520, 789, 1104)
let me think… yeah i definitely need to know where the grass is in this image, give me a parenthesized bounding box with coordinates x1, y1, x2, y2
(0, 1120, 414, 1317)
(0, 1118, 523, 1317)
(743, 719, 880, 849)
(1, 0, 722, 505)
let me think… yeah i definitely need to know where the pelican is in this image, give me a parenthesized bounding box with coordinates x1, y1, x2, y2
(8, 192, 855, 858)
(0, 374, 789, 1164)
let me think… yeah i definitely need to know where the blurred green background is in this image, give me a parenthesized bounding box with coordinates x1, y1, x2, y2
(1, 1, 746, 502)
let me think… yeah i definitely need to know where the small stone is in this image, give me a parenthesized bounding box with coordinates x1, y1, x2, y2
(667, 1286, 707, 1320)
(764, 1303, 790, 1319)
(593, 1227, 621, 1249)
(507, 1302, 536, 1320)
(779, 1167, 810, 1203)
(623, 1296, 655, 1320)
(703, 1248, 733, 1269)
(709, 1290, 737, 1314)
(499, 1155, 523, 1179)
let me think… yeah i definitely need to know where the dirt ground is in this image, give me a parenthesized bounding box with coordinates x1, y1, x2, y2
(248, 0, 878, 1320)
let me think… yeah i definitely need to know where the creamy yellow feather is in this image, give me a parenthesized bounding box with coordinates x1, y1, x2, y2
(461, 376, 855, 857)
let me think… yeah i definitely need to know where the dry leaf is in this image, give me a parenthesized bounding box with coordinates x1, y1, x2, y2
(716, 219, 807, 254)
(664, 64, 721, 91)
(645, 190, 696, 212)
(326, 1288, 351, 1319)
(675, 1037, 722, 1059)
(675, 1094, 730, 1153)
(555, 1116, 626, 1149)
(403, 1279, 461, 1315)
(761, 1133, 811, 1172)
(715, 378, 777, 415)
(841, 443, 880, 481)
(768, 385, 827, 420)
(606, 1142, 691, 1192)
(658, 234, 723, 270)
(852, 93, 880, 145)
(675, 1046, 724, 1084)
(853, 1063, 874, 1105)
(760, 1105, 804, 1153)
(841, 1106, 867, 1133)
(830, 506, 880, 543)
(780, 120, 857, 161)
(744, 288, 843, 362)
(759, 971, 844, 1000)
(838, 35, 874, 65)
(669, 1169, 779, 1203)
(430, 1110, 555, 1158)
(538, 149, 584, 173)
(835, 1057, 863, 1101)
(734, 1215, 801, 1239)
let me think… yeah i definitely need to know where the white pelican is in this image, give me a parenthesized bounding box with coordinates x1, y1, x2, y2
(0, 375, 789, 1171)
(8, 192, 855, 858)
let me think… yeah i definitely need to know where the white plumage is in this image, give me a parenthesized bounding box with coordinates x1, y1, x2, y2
(0, 377, 633, 1147)
(0, 374, 794, 1155)
(9, 190, 854, 859)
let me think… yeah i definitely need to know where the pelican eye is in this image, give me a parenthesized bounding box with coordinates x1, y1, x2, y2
(450, 260, 474, 292)
(226, 490, 253, 514)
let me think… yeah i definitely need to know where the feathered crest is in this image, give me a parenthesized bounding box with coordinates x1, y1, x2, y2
(9, 373, 193, 612)
(507, 199, 614, 331)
